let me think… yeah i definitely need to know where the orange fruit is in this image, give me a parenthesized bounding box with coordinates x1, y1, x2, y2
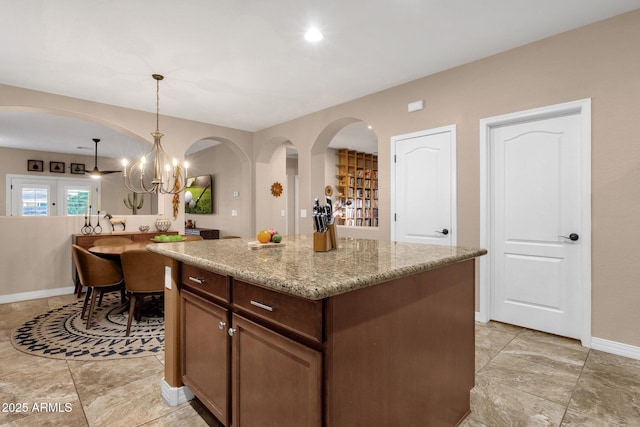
(257, 230, 271, 243)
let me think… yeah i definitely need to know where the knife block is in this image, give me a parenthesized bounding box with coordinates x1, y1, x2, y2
(328, 223, 337, 249)
(313, 230, 334, 252)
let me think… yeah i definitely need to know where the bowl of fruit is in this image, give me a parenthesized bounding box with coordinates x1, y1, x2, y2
(249, 229, 283, 249)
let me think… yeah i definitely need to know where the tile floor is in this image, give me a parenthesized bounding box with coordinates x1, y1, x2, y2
(1, 294, 639, 426)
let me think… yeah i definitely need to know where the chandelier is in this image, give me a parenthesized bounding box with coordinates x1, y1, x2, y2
(122, 74, 189, 194)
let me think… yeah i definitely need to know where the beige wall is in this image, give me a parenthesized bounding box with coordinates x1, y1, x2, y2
(255, 144, 288, 234)
(186, 143, 250, 237)
(1, 10, 639, 347)
(253, 10, 640, 347)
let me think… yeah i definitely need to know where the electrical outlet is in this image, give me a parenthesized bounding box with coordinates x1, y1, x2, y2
(232, 210, 238, 217)
(164, 266, 172, 289)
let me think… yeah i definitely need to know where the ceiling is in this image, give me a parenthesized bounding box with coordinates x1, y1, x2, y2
(1, 1, 639, 157)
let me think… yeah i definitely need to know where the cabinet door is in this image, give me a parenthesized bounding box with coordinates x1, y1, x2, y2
(230, 314, 321, 427)
(181, 290, 230, 426)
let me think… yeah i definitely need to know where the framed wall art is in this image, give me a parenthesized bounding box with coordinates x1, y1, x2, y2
(184, 174, 213, 214)
(50, 161, 65, 173)
(70, 163, 86, 174)
(27, 159, 44, 172)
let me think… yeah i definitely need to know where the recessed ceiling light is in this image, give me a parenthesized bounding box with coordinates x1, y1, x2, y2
(304, 28, 323, 42)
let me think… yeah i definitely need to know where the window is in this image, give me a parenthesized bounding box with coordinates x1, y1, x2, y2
(7, 175, 98, 217)
(21, 184, 50, 216)
(64, 185, 91, 216)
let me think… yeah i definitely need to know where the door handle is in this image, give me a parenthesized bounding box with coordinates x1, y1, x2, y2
(435, 228, 449, 236)
(560, 233, 579, 241)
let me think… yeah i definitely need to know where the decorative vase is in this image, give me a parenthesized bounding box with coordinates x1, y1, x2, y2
(155, 218, 171, 232)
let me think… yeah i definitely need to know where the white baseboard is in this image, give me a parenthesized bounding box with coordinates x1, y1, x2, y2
(161, 378, 194, 407)
(0, 286, 75, 304)
(591, 337, 640, 361)
(475, 311, 487, 323)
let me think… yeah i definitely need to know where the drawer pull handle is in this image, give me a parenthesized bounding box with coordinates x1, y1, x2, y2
(228, 327, 237, 337)
(218, 321, 226, 330)
(250, 300, 274, 312)
(188, 276, 205, 284)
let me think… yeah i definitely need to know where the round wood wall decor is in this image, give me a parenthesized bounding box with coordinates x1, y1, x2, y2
(271, 182, 283, 197)
(324, 185, 333, 197)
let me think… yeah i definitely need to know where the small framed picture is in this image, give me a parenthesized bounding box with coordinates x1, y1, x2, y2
(50, 161, 65, 173)
(27, 159, 44, 172)
(70, 163, 86, 175)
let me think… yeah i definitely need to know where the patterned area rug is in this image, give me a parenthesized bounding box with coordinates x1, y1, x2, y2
(11, 293, 164, 360)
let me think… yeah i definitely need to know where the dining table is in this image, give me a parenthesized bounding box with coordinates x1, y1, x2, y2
(88, 241, 154, 314)
(88, 241, 151, 257)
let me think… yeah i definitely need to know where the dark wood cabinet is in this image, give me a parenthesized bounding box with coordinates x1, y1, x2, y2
(230, 314, 322, 427)
(181, 290, 230, 426)
(181, 267, 322, 427)
(178, 260, 475, 427)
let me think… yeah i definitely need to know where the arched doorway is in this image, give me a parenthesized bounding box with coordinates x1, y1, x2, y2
(184, 137, 252, 237)
(310, 118, 378, 236)
(255, 137, 298, 236)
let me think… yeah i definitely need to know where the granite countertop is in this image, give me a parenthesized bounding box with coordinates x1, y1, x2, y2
(147, 235, 487, 300)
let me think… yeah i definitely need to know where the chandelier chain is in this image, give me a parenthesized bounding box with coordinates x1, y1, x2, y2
(122, 73, 188, 195)
(156, 77, 160, 133)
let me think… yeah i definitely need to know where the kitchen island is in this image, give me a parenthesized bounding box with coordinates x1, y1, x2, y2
(148, 235, 486, 427)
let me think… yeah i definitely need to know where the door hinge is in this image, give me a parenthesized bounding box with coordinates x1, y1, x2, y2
(394, 155, 397, 163)
(394, 213, 397, 222)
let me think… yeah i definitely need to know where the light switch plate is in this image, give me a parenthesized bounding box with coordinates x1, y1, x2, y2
(300, 209, 307, 218)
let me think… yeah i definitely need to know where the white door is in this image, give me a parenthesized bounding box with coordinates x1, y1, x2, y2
(392, 125, 456, 246)
(485, 102, 590, 341)
(10, 178, 57, 216)
(8, 175, 96, 216)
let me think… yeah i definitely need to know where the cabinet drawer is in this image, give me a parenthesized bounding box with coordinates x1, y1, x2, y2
(233, 280, 322, 344)
(181, 264, 230, 303)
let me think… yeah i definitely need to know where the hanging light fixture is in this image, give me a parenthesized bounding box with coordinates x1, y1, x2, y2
(122, 74, 188, 194)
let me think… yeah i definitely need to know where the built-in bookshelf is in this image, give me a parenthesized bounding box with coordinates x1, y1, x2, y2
(335, 149, 378, 227)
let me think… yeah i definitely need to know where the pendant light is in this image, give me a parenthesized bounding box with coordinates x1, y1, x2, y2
(122, 74, 188, 194)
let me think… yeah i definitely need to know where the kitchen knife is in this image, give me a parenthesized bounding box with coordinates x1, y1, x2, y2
(325, 197, 333, 224)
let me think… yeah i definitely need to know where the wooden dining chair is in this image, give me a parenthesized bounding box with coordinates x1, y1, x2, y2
(71, 245, 125, 329)
(93, 237, 135, 246)
(73, 238, 134, 298)
(120, 249, 166, 336)
(180, 235, 204, 241)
